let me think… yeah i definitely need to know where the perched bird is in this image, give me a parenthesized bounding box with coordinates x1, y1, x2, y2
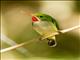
(32, 13, 59, 47)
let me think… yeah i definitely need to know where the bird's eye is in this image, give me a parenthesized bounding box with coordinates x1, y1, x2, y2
(40, 16, 43, 18)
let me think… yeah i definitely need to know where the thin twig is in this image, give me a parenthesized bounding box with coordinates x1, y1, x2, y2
(0, 38, 38, 53)
(1, 25, 80, 53)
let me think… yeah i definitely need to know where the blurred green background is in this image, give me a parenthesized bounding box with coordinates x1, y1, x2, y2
(1, 1, 80, 60)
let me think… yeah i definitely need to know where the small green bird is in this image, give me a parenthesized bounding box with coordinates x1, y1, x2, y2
(32, 13, 59, 47)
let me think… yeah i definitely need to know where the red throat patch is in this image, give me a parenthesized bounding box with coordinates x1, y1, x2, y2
(32, 16, 38, 22)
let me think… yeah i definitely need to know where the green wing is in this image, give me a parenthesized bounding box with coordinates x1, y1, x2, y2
(34, 13, 59, 30)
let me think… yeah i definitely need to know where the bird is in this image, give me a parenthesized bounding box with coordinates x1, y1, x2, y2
(32, 13, 60, 47)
